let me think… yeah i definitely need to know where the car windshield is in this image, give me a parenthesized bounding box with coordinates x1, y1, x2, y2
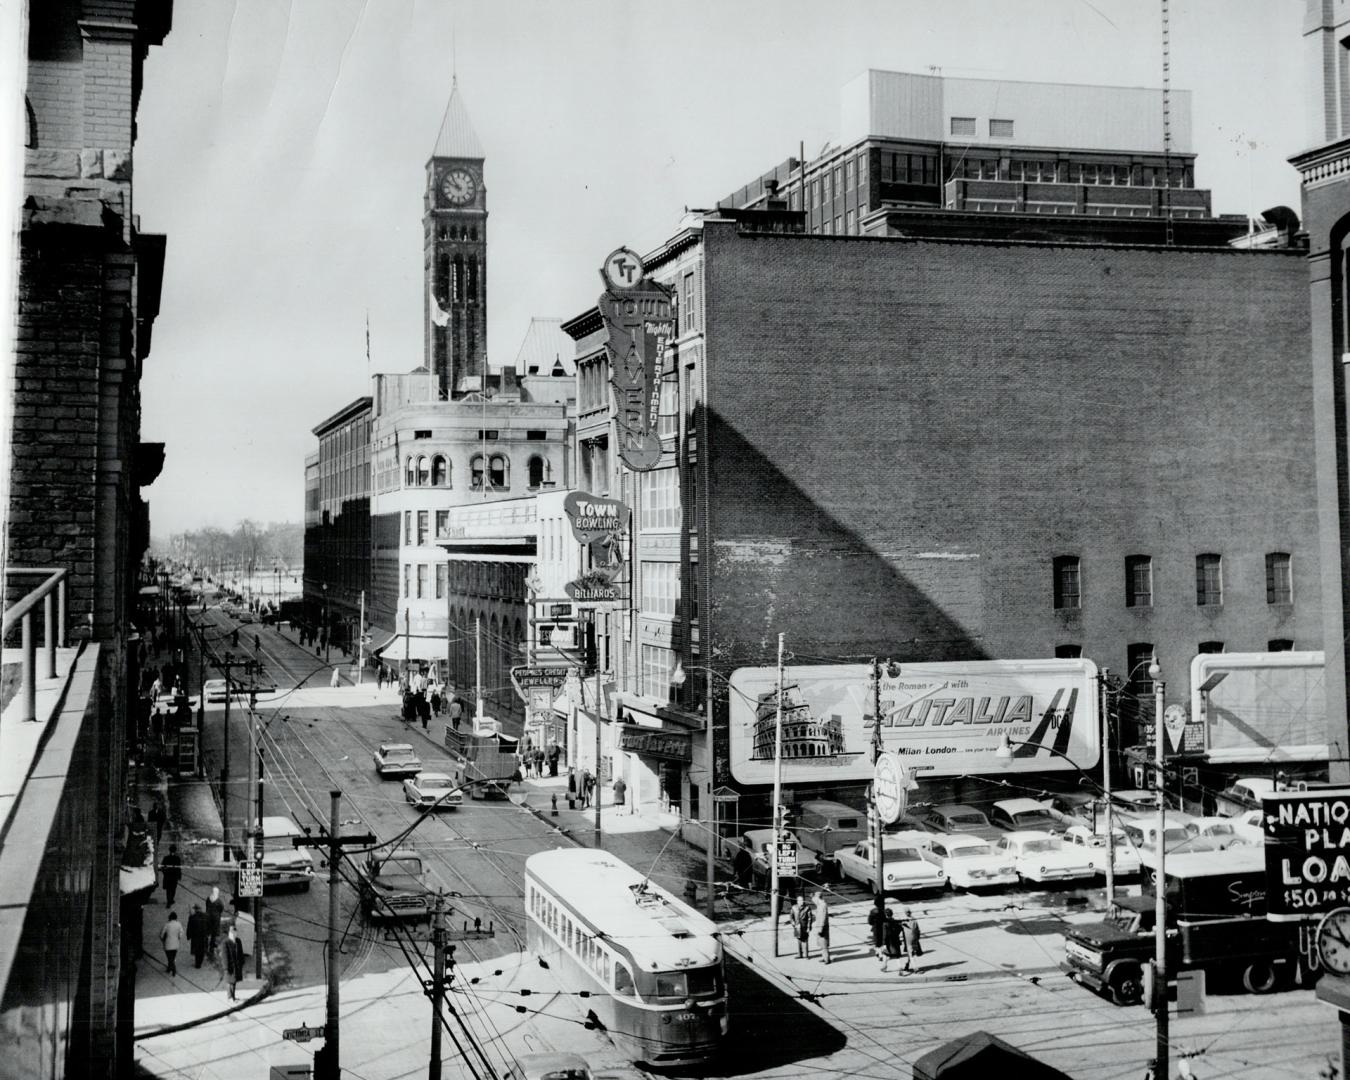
(947, 813, 987, 827)
(380, 858, 423, 878)
(420, 778, 453, 790)
(1013, 811, 1053, 826)
(385, 748, 416, 761)
(882, 847, 922, 863)
(1021, 839, 1059, 854)
(950, 843, 994, 858)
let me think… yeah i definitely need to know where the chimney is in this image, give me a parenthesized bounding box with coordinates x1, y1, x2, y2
(764, 178, 788, 211)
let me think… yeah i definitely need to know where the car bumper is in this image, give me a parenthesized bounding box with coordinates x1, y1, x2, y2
(379, 766, 422, 777)
(1060, 962, 1109, 994)
(1022, 866, 1095, 881)
(952, 871, 1018, 889)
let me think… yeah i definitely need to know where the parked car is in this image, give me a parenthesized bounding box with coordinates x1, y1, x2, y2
(921, 803, 1003, 841)
(922, 834, 1018, 890)
(990, 798, 1064, 834)
(995, 830, 1097, 883)
(373, 741, 422, 778)
(1121, 819, 1219, 862)
(1215, 777, 1280, 817)
(739, 828, 821, 884)
(834, 834, 944, 893)
(793, 800, 869, 861)
(257, 815, 315, 891)
(1109, 789, 1166, 820)
(203, 678, 231, 703)
(1046, 792, 1104, 830)
(358, 848, 432, 922)
(1188, 816, 1250, 850)
(1231, 809, 1266, 845)
(403, 771, 464, 810)
(1062, 825, 1141, 876)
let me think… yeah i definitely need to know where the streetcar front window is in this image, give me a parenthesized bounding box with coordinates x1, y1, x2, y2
(651, 967, 722, 1001)
(614, 963, 636, 997)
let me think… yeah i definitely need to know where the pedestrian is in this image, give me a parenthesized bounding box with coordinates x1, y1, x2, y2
(205, 885, 224, 953)
(161, 844, 182, 906)
(812, 889, 831, 964)
(533, 748, 545, 777)
(567, 767, 577, 809)
(149, 797, 167, 845)
(548, 745, 560, 777)
(222, 925, 245, 1000)
(431, 686, 442, 716)
(882, 908, 904, 972)
(868, 902, 885, 960)
(330, 666, 340, 688)
(376, 665, 385, 690)
(419, 694, 430, 730)
(901, 908, 922, 973)
(733, 841, 754, 891)
(449, 697, 463, 731)
(186, 904, 208, 967)
(159, 910, 183, 976)
(613, 776, 627, 806)
(579, 768, 593, 808)
(790, 895, 813, 958)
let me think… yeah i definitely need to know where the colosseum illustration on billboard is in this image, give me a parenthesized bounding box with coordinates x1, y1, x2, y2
(728, 659, 1100, 785)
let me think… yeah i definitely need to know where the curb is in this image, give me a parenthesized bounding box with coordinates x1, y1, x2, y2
(133, 977, 273, 1041)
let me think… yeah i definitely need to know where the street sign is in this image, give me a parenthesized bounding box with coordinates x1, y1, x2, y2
(1263, 788, 1350, 921)
(511, 666, 570, 690)
(282, 1024, 326, 1043)
(550, 603, 572, 619)
(1162, 704, 1188, 753)
(774, 840, 799, 874)
(237, 858, 264, 898)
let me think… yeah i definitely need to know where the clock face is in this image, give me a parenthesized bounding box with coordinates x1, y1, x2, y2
(1317, 907, 1350, 974)
(441, 168, 477, 205)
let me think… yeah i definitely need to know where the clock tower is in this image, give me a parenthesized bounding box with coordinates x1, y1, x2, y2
(425, 78, 487, 399)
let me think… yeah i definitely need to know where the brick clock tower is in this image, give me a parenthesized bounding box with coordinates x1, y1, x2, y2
(425, 78, 487, 399)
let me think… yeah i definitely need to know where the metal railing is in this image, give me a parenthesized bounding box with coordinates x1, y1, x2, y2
(2, 568, 68, 723)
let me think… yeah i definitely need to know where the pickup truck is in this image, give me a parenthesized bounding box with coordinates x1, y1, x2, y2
(358, 848, 432, 923)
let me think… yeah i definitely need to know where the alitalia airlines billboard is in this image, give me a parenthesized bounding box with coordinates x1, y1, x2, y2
(727, 659, 1100, 784)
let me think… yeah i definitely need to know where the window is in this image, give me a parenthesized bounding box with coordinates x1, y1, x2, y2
(477, 430, 499, 441)
(1053, 556, 1081, 609)
(1127, 643, 1156, 694)
(1125, 555, 1152, 608)
(417, 456, 430, 486)
(683, 272, 697, 334)
(417, 564, 428, 599)
(1054, 644, 1082, 659)
(470, 454, 485, 489)
(489, 453, 507, 489)
(436, 510, 449, 537)
(405, 457, 416, 487)
(658, 373, 679, 437)
(435, 563, 447, 599)
(989, 118, 1015, 138)
(951, 116, 976, 136)
(417, 511, 429, 546)
(641, 469, 680, 529)
(527, 456, 546, 489)
(403, 564, 411, 598)
(414, 429, 431, 440)
(1198, 641, 1225, 654)
(641, 644, 679, 697)
(1269, 638, 1295, 652)
(641, 562, 679, 617)
(1266, 552, 1292, 604)
(404, 511, 412, 544)
(614, 963, 635, 997)
(526, 430, 547, 441)
(1196, 554, 1223, 606)
(431, 456, 447, 486)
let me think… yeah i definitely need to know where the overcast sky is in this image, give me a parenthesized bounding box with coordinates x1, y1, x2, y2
(135, 0, 1308, 537)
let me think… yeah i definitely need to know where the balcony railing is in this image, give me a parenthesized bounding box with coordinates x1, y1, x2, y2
(3, 568, 68, 723)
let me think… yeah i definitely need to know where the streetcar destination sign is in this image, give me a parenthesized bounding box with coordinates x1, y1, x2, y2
(1262, 788, 1350, 921)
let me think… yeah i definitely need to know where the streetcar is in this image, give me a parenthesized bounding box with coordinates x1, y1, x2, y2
(523, 849, 728, 1066)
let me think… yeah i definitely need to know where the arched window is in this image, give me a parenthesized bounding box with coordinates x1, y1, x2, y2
(528, 456, 546, 489)
(405, 456, 416, 487)
(417, 456, 431, 487)
(468, 258, 478, 303)
(431, 455, 448, 486)
(453, 256, 464, 302)
(470, 454, 485, 490)
(489, 453, 508, 489)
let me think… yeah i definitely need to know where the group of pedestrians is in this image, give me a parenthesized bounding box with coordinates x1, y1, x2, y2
(867, 903, 924, 973)
(566, 766, 596, 808)
(517, 743, 561, 779)
(790, 891, 834, 962)
(155, 877, 248, 999)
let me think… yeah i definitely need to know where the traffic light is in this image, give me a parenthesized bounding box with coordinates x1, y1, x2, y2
(776, 804, 791, 832)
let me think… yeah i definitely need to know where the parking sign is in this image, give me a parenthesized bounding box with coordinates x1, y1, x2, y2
(238, 858, 264, 898)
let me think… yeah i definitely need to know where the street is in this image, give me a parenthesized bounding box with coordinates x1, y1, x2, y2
(127, 603, 1342, 1080)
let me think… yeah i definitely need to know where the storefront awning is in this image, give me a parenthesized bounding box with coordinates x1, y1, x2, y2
(371, 633, 448, 663)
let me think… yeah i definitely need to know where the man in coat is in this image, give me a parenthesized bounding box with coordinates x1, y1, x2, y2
(160, 844, 183, 906)
(186, 904, 208, 968)
(205, 885, 225, 954)
(221, 925, 246, 1001)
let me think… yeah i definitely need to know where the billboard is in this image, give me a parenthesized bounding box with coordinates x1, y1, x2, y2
(1190, 652, 1326, 764)
(1262, 789, 1350, 922)
(727, 659, 1099, 785)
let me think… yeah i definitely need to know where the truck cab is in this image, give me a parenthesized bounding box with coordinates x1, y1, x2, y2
(359, 848, 432, 922)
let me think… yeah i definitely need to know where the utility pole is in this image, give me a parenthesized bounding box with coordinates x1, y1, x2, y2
(1100, 668, 1115, 904)
(430, 890, 446, 1080)
(594, 610, 605, 849)
(254, 745, 264, 979)
(871, 658, 885, 941)
(357, 589, 365, 685)
(295, 790, 375, 1080)
(474, 616, 483, 726)
(217, 652, 255, 861)
(1150, 662, 1168, 1080)
(770, 633, 784, 956)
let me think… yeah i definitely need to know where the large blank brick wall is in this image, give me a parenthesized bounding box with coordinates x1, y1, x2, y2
(702, 223, 1319, 694)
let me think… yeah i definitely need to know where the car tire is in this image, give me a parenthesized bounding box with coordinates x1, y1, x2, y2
(1109, 963, 1144, 1006)
(1242, 959, 1279, 994)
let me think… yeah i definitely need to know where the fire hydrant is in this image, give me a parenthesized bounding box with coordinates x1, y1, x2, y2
(551, 793, 559, 817)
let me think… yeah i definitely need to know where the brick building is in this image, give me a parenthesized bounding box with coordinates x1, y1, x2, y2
(565, 206, 1321, 837)
(3, 1, 173, 1076)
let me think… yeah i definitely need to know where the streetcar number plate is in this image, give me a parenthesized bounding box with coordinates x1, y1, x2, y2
(677, 1011, 698, 1022)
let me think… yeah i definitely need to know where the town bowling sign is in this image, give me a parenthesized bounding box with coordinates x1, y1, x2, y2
(597, 247, 674, 471)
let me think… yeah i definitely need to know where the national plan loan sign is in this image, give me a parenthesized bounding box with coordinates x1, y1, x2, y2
(727, 659, 1099, 785)
(1263, 788, 1350, 921)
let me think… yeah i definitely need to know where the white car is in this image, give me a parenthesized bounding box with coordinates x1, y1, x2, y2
(203, 678, 230, 703)
(373, 741, 422, 778)
(1062, 825, 1141, 876)
(1108, 789, 1166, 820)
(403, 771, 464, 810)
(738, 828, 821, 883)
(1188, 816, 1250, 850)
(1215, 777, 1279, 817)
(257, 815, 315, 890)
(922, 833, 1017, 890)
(834, 834, 944, 893)
(1231, 809, 1265, 845)
(995, 830, 1097, 883)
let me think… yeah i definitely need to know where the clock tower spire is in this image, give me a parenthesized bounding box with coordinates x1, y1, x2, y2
(425, 77, 487, 399)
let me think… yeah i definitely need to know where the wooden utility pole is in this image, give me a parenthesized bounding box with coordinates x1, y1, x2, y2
(216, 653, 256, 861)
(254, 746, 264, 979)
(871, 658, 885, 938)
(430, 891, 446, 1080)
(770, 633, 785, 956)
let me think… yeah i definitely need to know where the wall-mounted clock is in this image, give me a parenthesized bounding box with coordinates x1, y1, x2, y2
(1316, 906, 1350, 974)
